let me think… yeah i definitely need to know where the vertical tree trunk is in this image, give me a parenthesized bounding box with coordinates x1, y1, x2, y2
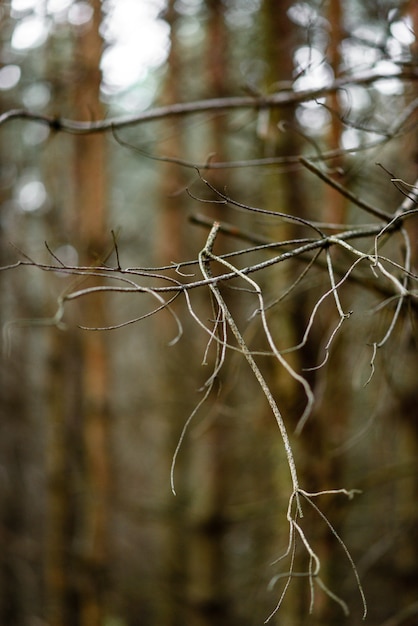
(0, 121, 24, 625)
(259, 3, 352, 623)
(324, 0, 346, 226)
(72, 3, 111, 625)
(0, 246, 28, 626)
(156, 3, 190, 624)
(388, 1, 418, 618)
(45, 3, 111, 625)
(46, 329, 83, 626)
(157, 3, 233, 624)
(185, 4, 234, 625)
(259, 3, 307, 621)
(301, 3, 352, 624)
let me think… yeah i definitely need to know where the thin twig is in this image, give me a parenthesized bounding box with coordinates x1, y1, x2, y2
(300, 157, 392, 221)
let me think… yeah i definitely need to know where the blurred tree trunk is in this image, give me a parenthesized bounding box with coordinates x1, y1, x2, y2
(72, 3, 111, 625)
(260, 0, 303, 396)
(300, 3, 352, 624)
(324, 0, 346, 226)
(155, 3, 190, 625)
(185, 3, 234, 626)
(0, 152, 27, 625)
(46, 328, 83, 626)
(43, 28, 81, 626)
(156, 2, 233, 624)
(259, 3, 308, 622)
(259, 3, 352, 623)
(45, 3, 111, 625)
(388, 1, 418, 619)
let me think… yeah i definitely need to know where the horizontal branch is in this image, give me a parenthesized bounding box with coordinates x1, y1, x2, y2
(0, 69, 416, 134)
(2, 221, 411, 298)
(189, 214, 415, 303)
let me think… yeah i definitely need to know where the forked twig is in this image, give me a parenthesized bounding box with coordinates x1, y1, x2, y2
(197, 223, 367, 621)
(199, 222, 302, 504)
(265, 488, 366, 622)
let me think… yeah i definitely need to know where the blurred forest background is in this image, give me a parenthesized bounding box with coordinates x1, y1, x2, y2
(1, 0, 418, 625)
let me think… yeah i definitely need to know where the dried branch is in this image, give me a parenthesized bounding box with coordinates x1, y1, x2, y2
(300, 157, 392, 221)
(199, 222, 302, 501)
(1, 69, 417, 134)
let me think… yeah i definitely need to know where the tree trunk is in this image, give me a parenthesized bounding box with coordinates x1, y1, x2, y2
(72, 4, 111, 625)
(45, 3, 111, 625)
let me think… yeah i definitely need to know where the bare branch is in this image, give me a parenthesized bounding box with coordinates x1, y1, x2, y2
(1, 69, 416, 134)
(300, 157, 392, 221)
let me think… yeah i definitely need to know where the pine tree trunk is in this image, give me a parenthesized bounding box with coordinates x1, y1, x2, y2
(72, 3, 111, 624)
(45, 3, 111, 624)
